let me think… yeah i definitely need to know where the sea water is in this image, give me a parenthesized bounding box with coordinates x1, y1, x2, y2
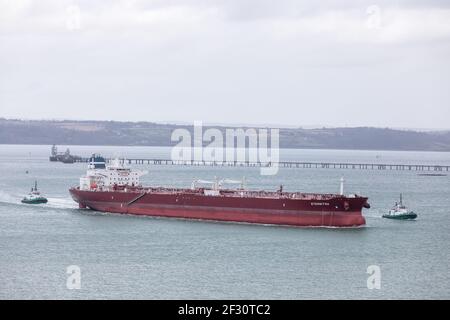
(0, 145, 449, 299)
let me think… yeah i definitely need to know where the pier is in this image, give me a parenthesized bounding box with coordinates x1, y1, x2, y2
(72, 158, 450, 172)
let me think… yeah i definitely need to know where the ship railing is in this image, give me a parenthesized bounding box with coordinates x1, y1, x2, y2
(98, 185, 351, 200)
(104, 186, 204, 195)
(213, 189, 343, 200)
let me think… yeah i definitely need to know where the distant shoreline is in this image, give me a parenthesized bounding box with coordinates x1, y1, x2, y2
(1, 119, 450, 152)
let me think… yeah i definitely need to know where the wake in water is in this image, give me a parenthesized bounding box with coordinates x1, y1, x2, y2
(0, 190, 77, 210)
(364, 209, 386, 219)
(45, 197, 78, 209)
(0, 190, 19, 204)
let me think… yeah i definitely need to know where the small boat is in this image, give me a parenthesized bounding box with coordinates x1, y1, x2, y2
(383, 194, 417, 220)
(21, 181, 48, 204)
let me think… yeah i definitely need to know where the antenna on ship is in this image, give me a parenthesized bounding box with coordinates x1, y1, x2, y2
(214, 176, 218, 190)
(340, 177, 345, 196)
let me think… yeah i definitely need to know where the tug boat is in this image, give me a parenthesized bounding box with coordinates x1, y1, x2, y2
(383, 194, 417, 220)
(21, 181, 48, 204)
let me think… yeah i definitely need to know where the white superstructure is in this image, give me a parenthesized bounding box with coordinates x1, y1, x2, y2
(79, 155, 147, 191)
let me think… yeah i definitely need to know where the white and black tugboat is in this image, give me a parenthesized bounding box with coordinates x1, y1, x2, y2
(383, 194, 417, 220)
(21, 181, 48, 204)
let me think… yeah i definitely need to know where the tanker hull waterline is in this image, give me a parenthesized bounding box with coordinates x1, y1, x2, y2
(69, 188, 367, 227)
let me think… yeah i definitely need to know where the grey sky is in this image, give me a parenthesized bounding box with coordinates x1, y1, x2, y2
(1, 0, 449, 129)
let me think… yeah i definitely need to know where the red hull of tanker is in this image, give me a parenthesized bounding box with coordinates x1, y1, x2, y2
(69, 187, 367, 227)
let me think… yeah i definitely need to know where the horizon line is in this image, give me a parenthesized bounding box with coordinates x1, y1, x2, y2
(1, 117, 449, 132)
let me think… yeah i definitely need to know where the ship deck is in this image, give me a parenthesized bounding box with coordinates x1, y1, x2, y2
(71, 186, 364, 201)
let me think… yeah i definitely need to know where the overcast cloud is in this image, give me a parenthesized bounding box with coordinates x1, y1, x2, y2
(1, 0, 449, 128)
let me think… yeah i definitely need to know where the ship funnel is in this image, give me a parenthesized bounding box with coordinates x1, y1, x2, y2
(340, 177, 345, 195)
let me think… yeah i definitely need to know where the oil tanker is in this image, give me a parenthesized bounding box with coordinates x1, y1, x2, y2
(69, 155, 370, 227)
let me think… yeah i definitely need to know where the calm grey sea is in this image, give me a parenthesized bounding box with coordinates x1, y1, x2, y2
(0, 145, 449, 299)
